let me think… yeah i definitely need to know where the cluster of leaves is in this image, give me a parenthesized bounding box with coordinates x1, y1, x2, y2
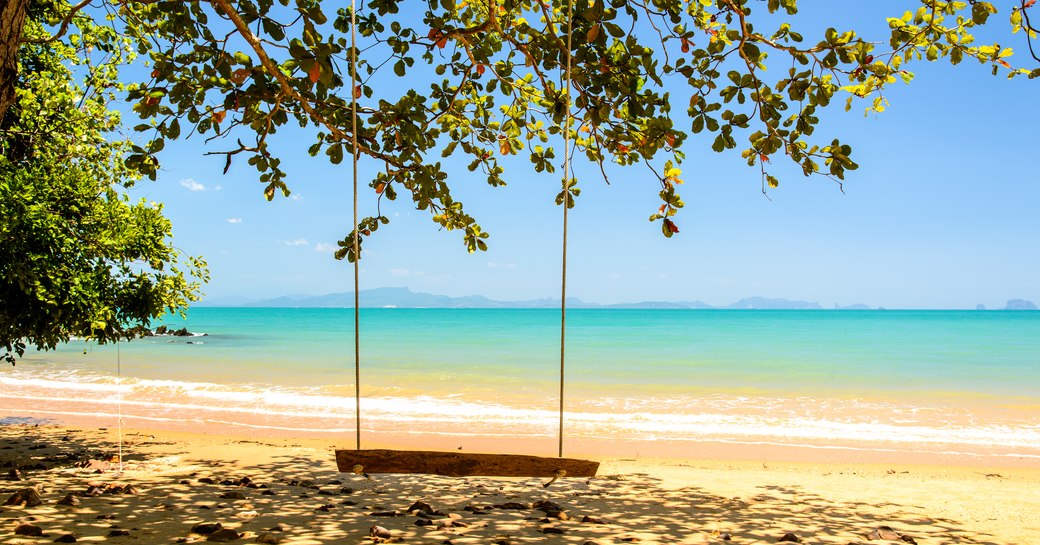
(15, 0, 1036, 260)
(0, 6, 208, 364)
(1010, 0, 1040, 66)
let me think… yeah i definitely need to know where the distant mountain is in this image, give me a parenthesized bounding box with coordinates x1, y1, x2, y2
(834, 303, 872, 310)
(604, 300, 713, 309)
(1004, 299, 1038, 310)
(726, 297, 823, 310)
(202, 288, 825, 309)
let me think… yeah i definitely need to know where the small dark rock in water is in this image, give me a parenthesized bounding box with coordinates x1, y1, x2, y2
(414, 519, 433, 527)
(900, 536, 917, 545)
(778, 533, 801, 543)
(370, 510, 400, 517)
(199, 477, 217, 484)
(107, 529, 131, 537)
(542, 527, 566, 535)
(206, 528, 242, 542)
(369, 525, 392, 539)
(54, 534, 77, 543)
(316, 504, 334, 512)
(581, 515, 605, 524)
(14, 523, 44, 536)
(220, 491, 248, 500)
(260, 490, 275, 496)
(255, 532, 280, 544)
(492, 540, 512, 545)
(719, 531, 732, 540)
(191, 522, 224, 535)
(180, 480, 192, 485)
(6, 469, 21, 481)
(408, 500, 434, 514)
(5, 487, 43, 507)
(340, 487, 354, 495)
(57, 493, 80, 506)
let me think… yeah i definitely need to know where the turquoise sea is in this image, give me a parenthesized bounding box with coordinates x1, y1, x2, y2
(3, 308, 1039, 459)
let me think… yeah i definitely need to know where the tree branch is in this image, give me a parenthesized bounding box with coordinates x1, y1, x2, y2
(25, 0, 93, 44)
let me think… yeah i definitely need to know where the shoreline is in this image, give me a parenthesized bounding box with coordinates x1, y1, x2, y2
(4, 407, 1038, 470)
(2, 421, 1038, 544)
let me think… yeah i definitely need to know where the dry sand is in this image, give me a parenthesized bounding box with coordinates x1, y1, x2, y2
(2, 424, 1038, 545)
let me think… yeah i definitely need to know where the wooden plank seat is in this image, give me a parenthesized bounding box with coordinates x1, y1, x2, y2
(335, 449, 599, 478)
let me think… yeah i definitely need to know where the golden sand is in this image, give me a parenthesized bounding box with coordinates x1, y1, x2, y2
(1, 423, 1037, 545)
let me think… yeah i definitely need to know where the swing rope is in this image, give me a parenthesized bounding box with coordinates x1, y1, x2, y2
(350, 0, 361, 451)
(558, 0, 574, 459)
(344, 0, 580, 463)
(116, 340, 124, 472)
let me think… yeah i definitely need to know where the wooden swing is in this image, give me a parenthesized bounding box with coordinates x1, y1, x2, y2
(334, 0, 597, 479)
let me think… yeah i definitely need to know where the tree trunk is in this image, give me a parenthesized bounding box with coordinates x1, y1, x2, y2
(0, 0, 28, 120)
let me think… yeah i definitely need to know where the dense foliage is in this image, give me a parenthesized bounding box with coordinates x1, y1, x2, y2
(124, 0, 1039, 252)
(2, 0, 1038, 256)
(0, 9, 207, 364)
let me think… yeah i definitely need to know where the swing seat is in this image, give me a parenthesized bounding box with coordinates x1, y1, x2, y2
(335, 449, 599, 478)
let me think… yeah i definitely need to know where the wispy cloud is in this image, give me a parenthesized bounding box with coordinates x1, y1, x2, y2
(285, 238, 310, 246)
(389, 268, 424, 277)
(226, 218, 243, 224)
(180, 178, 222, 192)
(314, 242, 338, 253)
(487, 261, 517, 269)
(180, 178, 206, 191)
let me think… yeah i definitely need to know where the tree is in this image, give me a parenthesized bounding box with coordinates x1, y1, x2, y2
(0, 8, 208, 364)
(2, 0, 1037, 257)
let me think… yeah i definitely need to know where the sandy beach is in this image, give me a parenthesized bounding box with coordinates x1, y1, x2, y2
(2, 421, 1037, 545)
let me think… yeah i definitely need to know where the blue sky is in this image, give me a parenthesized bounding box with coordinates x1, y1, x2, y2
(128, 3, 1040, 309)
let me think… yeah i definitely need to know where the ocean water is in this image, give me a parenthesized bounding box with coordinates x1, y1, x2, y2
(2, 308, 1039, 459)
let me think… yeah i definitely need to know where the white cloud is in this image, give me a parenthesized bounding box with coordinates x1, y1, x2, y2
(314, 243, 338, 253)
(180, 178, 207, 191)
(487, 261, 517, 269)
(389, 268, 425, 277)
(213, 184, 223, 191)
(289, 193, 302, 201)
(285, 238, 310, 246)
(226, 218, 243, 224)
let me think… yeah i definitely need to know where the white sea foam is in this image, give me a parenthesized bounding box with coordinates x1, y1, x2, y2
(4, 366, 1039, 455)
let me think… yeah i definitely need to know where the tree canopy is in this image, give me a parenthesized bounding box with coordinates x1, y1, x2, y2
(2, 0, 1038, 258)
(0, 6, 207, 363)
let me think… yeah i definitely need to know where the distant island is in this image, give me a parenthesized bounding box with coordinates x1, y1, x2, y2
(1004, 299, 1039, 311)
(196, 288, 1038, 310)
(196, 288, 899, 310)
